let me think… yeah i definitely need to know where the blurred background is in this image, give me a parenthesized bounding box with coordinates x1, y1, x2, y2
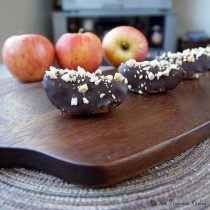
(0, 0, 210, 64)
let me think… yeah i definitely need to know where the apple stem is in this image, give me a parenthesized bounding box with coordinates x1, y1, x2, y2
(78, 28, 84, 33)
(121, 41, 129, 50)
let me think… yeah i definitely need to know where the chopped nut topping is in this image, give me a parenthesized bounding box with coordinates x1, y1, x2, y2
(162, 67, 171, 77)
(170, 64, 178, 70)
(78, 83, 88, 93)
(46, 66, 58, 79)
(105, 75, 113, 80)
(124, 78, 128, 84)
(183, 49, 190, 54)
(128, 85, 132, 89)
(61, 74, 71, 82)
(70, 77, 77, 82)
(160, 60, 170, 66)
(95, 69, 102, 74)
(114, 72, 124, 82)
(83, 97, 89, 104)
(86, 72, 92, 78)
(90, 76, 99, 82)
(139, 75, 143, 79)
(156, 72, 162, 80)
(94, 79, 101, 85)
(142, 66, 151, 71)
(100, 93, 105, 98)
(169, 58, 174, 63)
(126, 59, 136, 67)
(168, 52, 177, 59)
(71, 97, 78, 106)
(140, 61, 150, 67)
(77, 66, 86, 76)
(148, 72, 155, 80)
(134, 62, 141, 67)
(176, 60, 183, 65)
(112, 94, 116, 99)
(187, 54, 195, 62)
(150, 60, 160, 68)
(50, 66, 58, 73)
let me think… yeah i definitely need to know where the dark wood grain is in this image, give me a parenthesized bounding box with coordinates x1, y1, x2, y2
(0, 70, 210, 187)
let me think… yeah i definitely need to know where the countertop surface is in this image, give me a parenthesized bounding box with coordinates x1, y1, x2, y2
(0, 64, 209, 209)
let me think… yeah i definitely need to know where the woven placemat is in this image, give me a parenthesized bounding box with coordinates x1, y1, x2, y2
(0, 139, 209, 210)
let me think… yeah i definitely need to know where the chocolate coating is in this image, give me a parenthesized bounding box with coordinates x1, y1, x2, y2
(43, 67, 128, 115)
(159, 47, 210, 79)
(118, 59, 185, 94)
(181, 48, 210, 78)
(193, 47, 210, 70)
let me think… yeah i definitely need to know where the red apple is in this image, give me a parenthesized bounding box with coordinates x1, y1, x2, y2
(2, 34, 55, 83)
(55, 32, 103, 72)
(102, 26, 149, 67)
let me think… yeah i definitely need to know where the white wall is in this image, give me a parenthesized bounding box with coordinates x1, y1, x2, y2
(173, 0, 210, 37)
(1, 0, 210, 64)
(0, 0, 53, 63)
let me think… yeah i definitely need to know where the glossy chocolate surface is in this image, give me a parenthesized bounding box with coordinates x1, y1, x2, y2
(159, 47, 210, 78)
(118, 60, 185, 94)
(43, 70, 128, 115)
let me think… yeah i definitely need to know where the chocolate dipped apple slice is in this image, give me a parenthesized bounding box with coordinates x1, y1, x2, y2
(43, 66, 128, 115)
(159, 47, 210, 79)
(118, 59, 185, 94)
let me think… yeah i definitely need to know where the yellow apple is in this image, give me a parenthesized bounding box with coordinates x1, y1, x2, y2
(102, 26, 149, 67)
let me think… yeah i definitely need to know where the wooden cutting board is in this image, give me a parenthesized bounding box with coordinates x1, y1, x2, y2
(0, 70, 210, 187)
